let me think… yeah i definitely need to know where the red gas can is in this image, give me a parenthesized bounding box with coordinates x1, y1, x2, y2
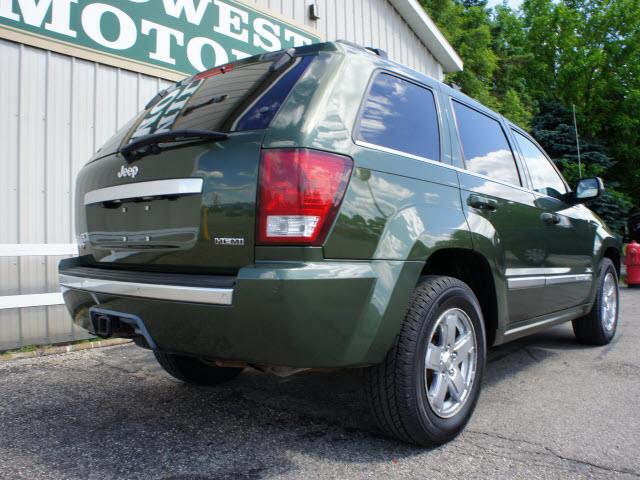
(625, 240, 640, 287)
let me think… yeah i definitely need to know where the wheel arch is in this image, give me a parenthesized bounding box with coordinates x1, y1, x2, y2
(586, 234, 622, 307)
(603, 246, 621, 277)
(421, 248, 499, 347)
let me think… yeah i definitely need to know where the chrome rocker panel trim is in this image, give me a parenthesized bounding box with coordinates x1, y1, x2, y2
(507, 273, 592, 290)
(503, 305, 588, 338)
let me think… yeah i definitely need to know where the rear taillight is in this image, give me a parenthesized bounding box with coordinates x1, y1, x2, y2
(257, 149, 353, 245)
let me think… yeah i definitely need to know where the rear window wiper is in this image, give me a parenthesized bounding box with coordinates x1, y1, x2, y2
(182, 94, 228, 116)
(120, 129, 229, 162)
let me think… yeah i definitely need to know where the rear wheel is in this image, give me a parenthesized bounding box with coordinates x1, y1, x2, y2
(364, 276, 486, 446)
(572, 258, 619, 345)
(154, 352, 243, 386)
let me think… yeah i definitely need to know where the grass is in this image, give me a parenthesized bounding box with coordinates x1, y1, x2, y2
(1, 337, 100, 357)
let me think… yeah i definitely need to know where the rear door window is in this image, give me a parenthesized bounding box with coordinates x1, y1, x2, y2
(452, 101, 521, 186)
(513, 130, 568, 199)
(128, 54, 314, 139)
(356, 73, 440, 161)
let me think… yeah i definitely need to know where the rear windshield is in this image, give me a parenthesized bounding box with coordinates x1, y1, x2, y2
(128, 54, 314, 140)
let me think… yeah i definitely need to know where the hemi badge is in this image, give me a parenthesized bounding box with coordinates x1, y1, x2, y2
(214, 237, 245, 246)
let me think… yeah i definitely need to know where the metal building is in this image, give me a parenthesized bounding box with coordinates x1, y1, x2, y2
(0, 0, 461, 350)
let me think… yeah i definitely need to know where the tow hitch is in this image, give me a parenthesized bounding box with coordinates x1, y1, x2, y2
(90, 311, 115, 337)
(89, 308, 157, 349)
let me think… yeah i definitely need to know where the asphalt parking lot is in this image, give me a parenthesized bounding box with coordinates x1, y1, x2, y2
(1, 290, 638, 480)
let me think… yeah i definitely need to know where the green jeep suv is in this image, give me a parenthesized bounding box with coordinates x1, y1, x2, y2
(59, 41, 621, 446)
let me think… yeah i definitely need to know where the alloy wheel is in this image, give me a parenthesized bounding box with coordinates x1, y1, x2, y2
(424, 308, 478, 418)
(601, 272, 618, 332)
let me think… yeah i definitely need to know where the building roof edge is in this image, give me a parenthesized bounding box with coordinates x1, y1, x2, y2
(388, 0, 463, 72)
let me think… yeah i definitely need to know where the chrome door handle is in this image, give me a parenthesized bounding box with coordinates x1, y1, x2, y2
(541, 212, 561, 225)
(467, 195, 498, 211)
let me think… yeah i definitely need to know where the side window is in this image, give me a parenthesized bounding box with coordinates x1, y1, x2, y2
(512, 131, 568, 199)
(452, 101, 521, 186)
(357, 73, 440, 160)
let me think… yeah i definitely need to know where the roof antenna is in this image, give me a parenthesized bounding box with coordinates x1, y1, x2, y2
(572, 104, 582, 178)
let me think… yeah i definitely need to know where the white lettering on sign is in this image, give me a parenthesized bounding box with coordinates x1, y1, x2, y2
(162, 0, 211, 26)
(142, 19, 184, 65)
(187, 36, 228, 71)
(81, 3, 136, 50)
(0, 0, 20, 21)
(0, 0, 318, 75)
(253, 18, 280, 51)
(0, 0, 77, 36)
(213, 0, 248, 43)
(43, 0, 76, 36)
(284, 28, 313, 47)
(231, 48, 250, 60)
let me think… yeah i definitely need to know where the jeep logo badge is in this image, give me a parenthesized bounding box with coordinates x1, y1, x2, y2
(117, 165, 139, 179)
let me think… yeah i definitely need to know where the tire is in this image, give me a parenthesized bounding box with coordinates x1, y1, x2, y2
(154, 352, 244, 386)
(572, 258, 619, 345)
(364, 276, 486, 446)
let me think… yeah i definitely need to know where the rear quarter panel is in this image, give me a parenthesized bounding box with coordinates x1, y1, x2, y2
(266, 44, 472, 263)
(263, 47, 475, 360)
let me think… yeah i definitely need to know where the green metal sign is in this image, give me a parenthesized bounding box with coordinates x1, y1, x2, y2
(0, 0, 321, 78)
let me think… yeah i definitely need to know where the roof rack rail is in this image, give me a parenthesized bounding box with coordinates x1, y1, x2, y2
(366, 47, 388, 58)
(336, 40, 388, 59)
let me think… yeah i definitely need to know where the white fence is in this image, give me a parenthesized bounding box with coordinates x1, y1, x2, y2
(0, 244, 91, 350)
(0, 39, 171, 351)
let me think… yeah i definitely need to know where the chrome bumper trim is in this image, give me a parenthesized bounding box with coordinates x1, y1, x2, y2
(84, 178, 203, 205)
(59, 274, 233, 305)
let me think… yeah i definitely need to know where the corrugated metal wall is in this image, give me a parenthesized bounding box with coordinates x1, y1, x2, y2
(0, 39, 173, 350)
(0, 0, 443, 350)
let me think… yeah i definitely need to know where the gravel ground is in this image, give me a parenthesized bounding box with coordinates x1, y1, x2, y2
(0, 290, 638, 480)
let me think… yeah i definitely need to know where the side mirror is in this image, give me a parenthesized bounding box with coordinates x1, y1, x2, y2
(571, 177, 604, 203)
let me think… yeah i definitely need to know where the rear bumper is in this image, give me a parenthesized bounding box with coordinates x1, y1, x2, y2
(58, 258, 422, 368)
(59, 267, 234, 306)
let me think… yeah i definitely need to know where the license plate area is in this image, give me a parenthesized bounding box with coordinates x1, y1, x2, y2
(85, 195, 201, 249)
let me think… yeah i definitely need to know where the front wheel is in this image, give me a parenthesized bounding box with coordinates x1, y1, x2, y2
(364, 276, 486, 446)
(154, 352, 244, 386)
(572, 258, 619, 345)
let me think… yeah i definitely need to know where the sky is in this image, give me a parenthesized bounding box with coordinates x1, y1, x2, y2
(486, 0, 524, 9)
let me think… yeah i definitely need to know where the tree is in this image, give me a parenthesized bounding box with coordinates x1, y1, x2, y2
(421, 0, 498, 106)
(421, 0, 639, 233)
(532, 101, 633, 236)
(491, 5, 533, 126)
